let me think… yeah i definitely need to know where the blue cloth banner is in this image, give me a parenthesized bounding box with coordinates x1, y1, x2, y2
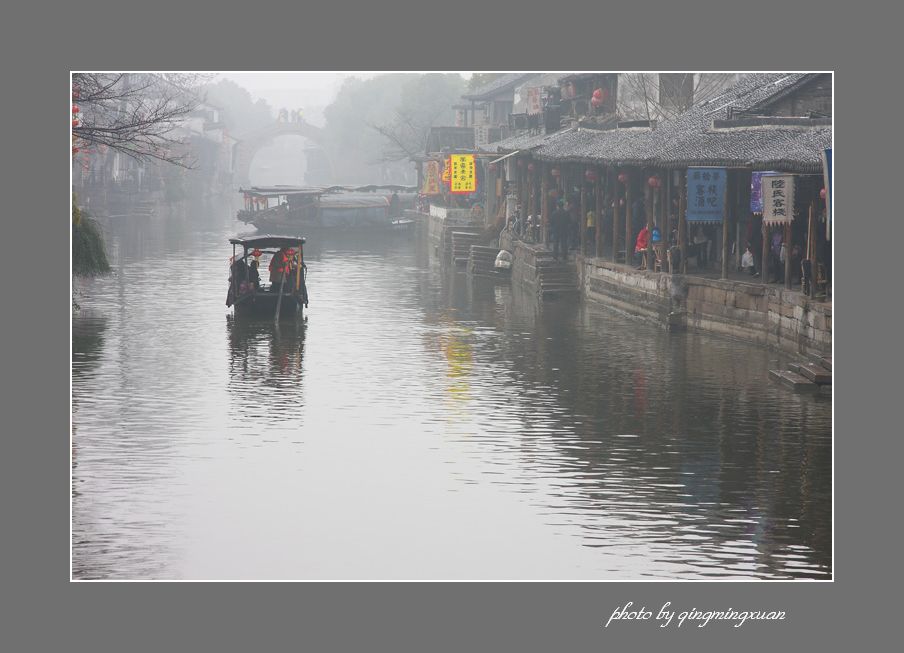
(686, 167, 727, 222)
(750, 170, 778, 214)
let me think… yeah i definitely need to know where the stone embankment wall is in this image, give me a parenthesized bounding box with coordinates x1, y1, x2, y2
(415, 206, 481, 260)
(577, 257, 832, 357)
(500, 232, 543, 291)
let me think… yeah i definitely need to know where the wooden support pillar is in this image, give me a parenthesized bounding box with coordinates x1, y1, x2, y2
(784, 221, 792, 290)
(762, 219, 770, 286)
(580, 178, 587, 256)
(807, 200, 817, 298)
(735, 173, 743, 270)
(645, 176, 654, 269)
(595, 169, 604, 257)
(665, 174, 671, 243)
(612, 171, 620, 262)
(721, 172, 730, 280)
(679, 170, 688, 274)
(625, 174, 633, 266)
(541, 163, 549, 245)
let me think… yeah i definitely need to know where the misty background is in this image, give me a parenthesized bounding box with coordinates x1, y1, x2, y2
(208, 72, 474, 186)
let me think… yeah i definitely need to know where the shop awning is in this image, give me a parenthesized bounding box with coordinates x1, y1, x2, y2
(489, 150, 521, 164)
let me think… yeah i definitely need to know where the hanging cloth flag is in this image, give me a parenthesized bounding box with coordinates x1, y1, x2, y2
(762, 174, 795, 226)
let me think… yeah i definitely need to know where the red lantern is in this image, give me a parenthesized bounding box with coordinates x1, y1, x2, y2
(584, 169, 597, 182)
(591, 96, 603, 109)
(648, 176, 659, 188)
(72, 105, 79, 114)
(618, 173, 628, 184)
(527, 162, 535, 172)
(550, 168, 561, 177)
(820, 187, 827, 199)
(72, 147, 79, 154)
(72, 85, 80, 100)
(286, 248, 295, 256)
(72, 118, 79, 127)
(592, 88, 603, 100)
(252, 249, 262, 257)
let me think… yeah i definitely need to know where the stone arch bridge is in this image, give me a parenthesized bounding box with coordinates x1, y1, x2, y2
(232, 121, 332, 188)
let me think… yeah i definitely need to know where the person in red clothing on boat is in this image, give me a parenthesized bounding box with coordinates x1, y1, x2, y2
(634, 225, 650, 268)
(268, 248, 293, 291)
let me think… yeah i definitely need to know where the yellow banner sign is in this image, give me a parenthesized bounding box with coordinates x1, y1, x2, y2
(449, 154, 476, 194)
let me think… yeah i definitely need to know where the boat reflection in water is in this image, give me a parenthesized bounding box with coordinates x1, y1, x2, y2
(226, 316, 306, 423)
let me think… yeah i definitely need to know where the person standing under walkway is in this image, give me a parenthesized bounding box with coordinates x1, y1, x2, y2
(634, 224, 651, 268)
(551, 200, 569, 261)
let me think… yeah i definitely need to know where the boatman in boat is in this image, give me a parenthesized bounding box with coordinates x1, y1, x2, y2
(269, 248, 291, 290)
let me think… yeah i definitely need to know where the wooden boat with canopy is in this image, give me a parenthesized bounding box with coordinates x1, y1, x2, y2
(226, 235, 308, 320)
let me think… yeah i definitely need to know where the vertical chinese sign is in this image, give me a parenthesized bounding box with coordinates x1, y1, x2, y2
(422, 160, 441, 195)
(526, 87, 542, 115)
(686, 167, 726, 222)
(449, 154, 477, 194)
(762, 175, 795, 226)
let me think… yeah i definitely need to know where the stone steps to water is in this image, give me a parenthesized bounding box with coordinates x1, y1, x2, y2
(540, 270, 576, 280)
(809, 354, 832, 372)
(798, 362, 831, 384)
(771, 352, 832, 393)
(537, 261, 578, 298)
(467, 245, 506, 277)
(450, 231, 482, 265)
(769, 369, 820, 392)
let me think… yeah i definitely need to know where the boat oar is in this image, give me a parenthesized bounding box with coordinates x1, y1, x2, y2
(274, 269, 287, 323)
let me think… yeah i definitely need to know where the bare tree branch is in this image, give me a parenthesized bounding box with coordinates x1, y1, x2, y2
(72, 73, 209, 168)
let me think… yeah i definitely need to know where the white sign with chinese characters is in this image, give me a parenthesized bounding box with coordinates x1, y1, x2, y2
(762, 174, 795, 225)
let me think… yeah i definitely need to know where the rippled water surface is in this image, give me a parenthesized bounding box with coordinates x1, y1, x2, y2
(72, 204, 831, 579)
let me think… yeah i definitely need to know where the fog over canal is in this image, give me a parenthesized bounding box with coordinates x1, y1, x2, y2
(72, 200, 831, 580)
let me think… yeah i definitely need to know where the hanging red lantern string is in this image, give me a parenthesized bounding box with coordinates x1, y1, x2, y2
(72, 105, 80, 114)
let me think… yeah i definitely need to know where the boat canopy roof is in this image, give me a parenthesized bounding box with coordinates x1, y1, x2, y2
(241, 184, 417, 198)
(320, 192, 391, 209)
(230, 235, 306, 249)
(241, 186, 324, 198)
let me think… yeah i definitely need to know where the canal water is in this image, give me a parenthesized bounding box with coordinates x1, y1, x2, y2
(72, 202, 832, 580)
